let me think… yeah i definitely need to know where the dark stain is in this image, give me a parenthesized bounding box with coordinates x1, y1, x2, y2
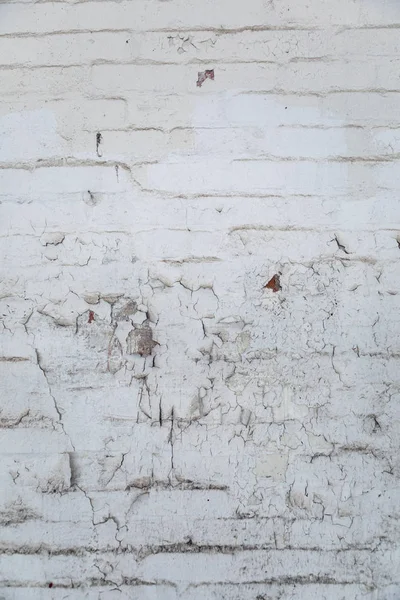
(264, 274, 281, 293)
(48, 583, 53, 588)
(88, 310, 95, 324)
(68, 452, 79, 488)
(197, 69, 214, 87)
(96, 132, 103, 157)
(127, 323, 157, 356)
(0, 506, 38, 525)
(367, 414, 381, 434)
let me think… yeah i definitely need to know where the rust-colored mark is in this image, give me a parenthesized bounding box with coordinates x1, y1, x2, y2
(197, 69, 214, 87)
(88, 310, 95, 323)
(264, 274, 281, 293)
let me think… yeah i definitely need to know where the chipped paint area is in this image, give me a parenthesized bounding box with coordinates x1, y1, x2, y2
(196, 69, 214, 87)
(0, 0, 400, 597)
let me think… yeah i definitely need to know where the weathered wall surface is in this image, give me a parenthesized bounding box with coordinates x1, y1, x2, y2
(0, 0, 400, 598)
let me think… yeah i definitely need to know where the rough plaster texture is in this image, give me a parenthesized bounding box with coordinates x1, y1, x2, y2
(0, 0, 400, 598)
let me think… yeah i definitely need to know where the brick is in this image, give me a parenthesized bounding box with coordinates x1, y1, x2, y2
(0, 67, 89, 98)
(184, 584, 382, 600)
(92, 64, 278, 94)
(0, 33, 133, 67)
(0, 194, 187, 236)
(0, 454, 71, 493)
(133, 160, 393, 196)
(0, 166, 130, 196)
(169, 126, 392, 159)
(139, 548, 375, 584)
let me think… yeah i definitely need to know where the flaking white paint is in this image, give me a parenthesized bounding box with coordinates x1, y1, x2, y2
(0, 0, 400, 598)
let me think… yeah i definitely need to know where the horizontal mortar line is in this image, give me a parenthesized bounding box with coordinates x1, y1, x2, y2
(1, 226, 225, 235)
(240, 88, 400, 96)
(0, 580, 173, 590)
(86, 125, 400, 132)
(3, 416, 399, 432)
(0, 62, 87, 70)
(91, 56, 380, 65)
(6, 349, 400, 360)
(0, 25, 323, 36)
(0, 60, 374, 70)
(340, 24, 400, 30)
(240, 89, 400, 95)
(0, 120, 395, 133)
(115, 191, 387, 200)
(0, 22, 397, 34)
(0, 62, 394, 71)
(8, 152, 400, 165)
(230, 155, 400, 163)
(0, 63, 88, 71)
(2, 227, 400, 239)
(42, 89, 400, 101)
(5, 88, 400, 100)
(0, 26, 326, 38)
(275, 124, 400, 130)
(2, 156, 400, 170)
(1, 253, 382, 273)
(187, 579, 375, 587)
(4, 63, 397, 83)
(0, 158, 131, 170)
(86, 127, 164, 133)
(0, 57, 391, 69)
(0, 544, 383, 557)
(1, 191, 398, 201)
(228, 225, 400, 233)
(0, 59, 303, 69)
(137, 186, 398, 200)
(0, 29, 132, 39)
(0, 515, 355, 525)
(288, 55, 391, 63)
(0, 577, 369, 588)
(19, 88, 400, 101)
(0, 542, 382, 555)
(90, 58, 331, 66)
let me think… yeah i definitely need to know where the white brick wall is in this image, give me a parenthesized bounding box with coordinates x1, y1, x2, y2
(1, 0, 399, 597)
